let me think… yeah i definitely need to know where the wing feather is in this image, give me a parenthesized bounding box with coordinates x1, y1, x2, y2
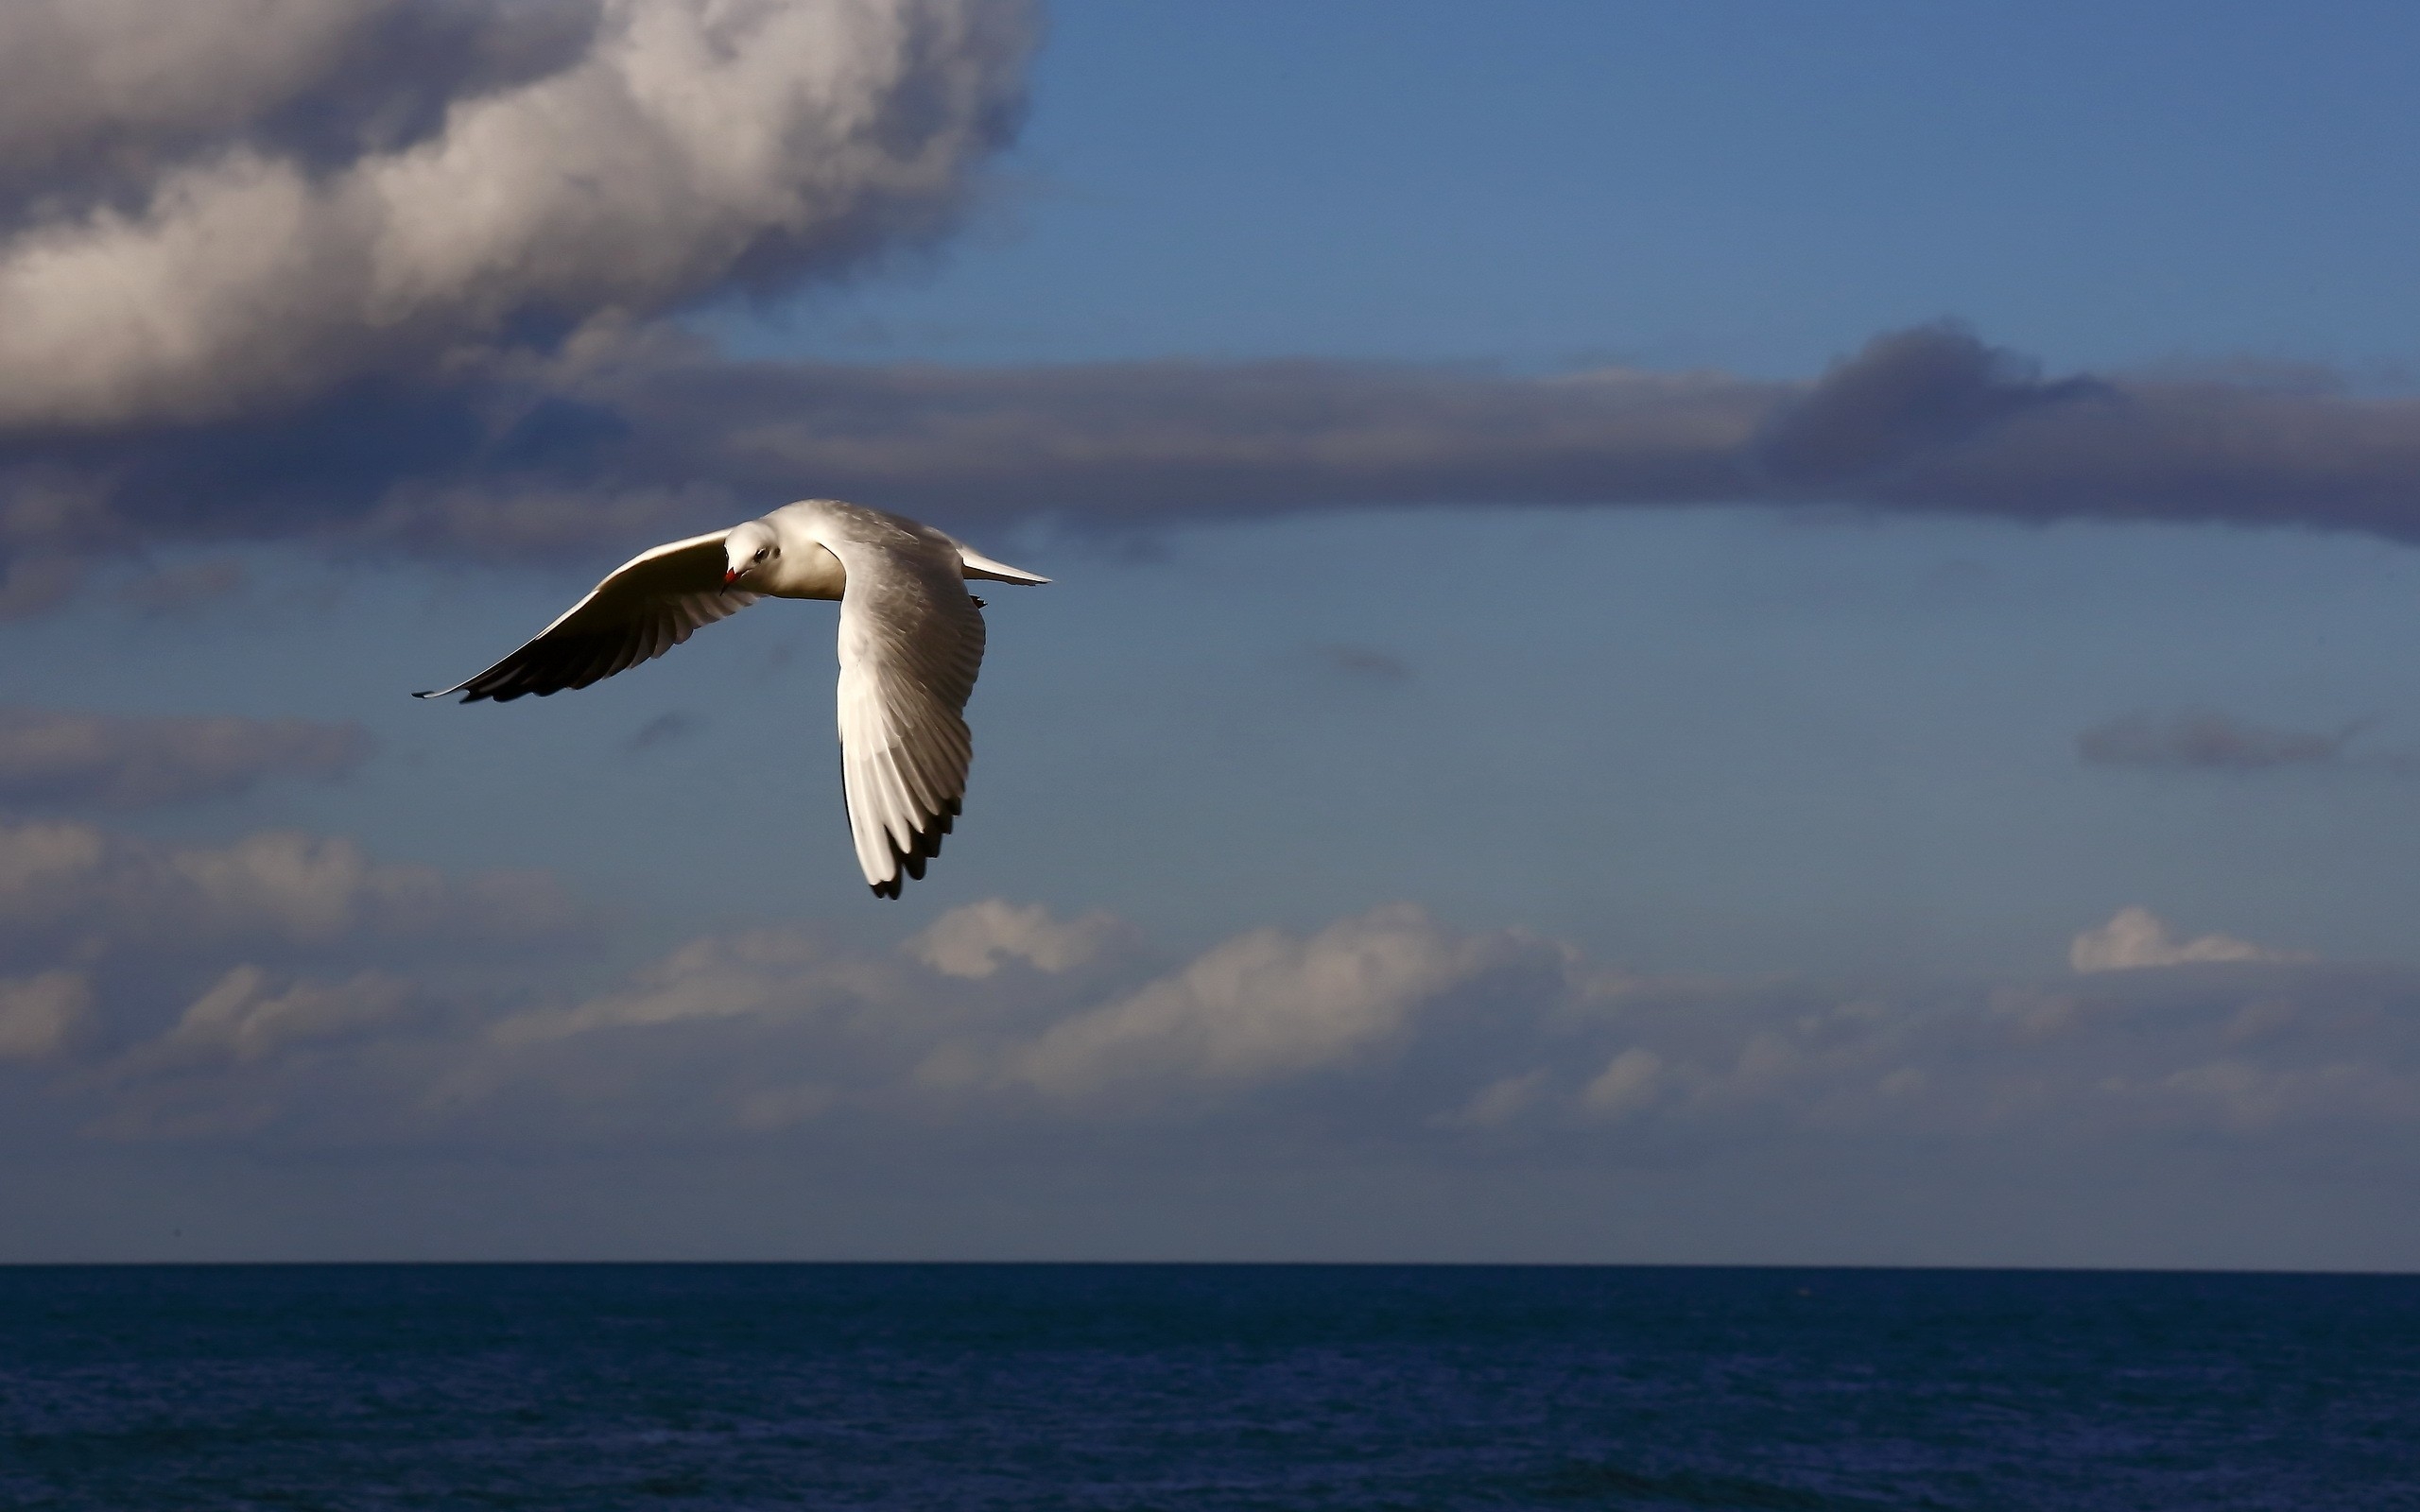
(416, 532, 760, 703)
(819, 510, 988, 898)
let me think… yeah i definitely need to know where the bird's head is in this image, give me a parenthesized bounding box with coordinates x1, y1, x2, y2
(723, 523, 779, 585)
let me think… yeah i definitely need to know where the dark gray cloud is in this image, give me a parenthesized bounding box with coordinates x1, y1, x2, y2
(1305, 644, 1412, 681)
(2078, 710, 2365, 772)
(578, 324, 2420, 544)
(1753, 322, 2111, 487)
(625, 710, 703, 753)
(85, 321, 2411, 575)
(19, 315, 2420, 594)
(0, 707, 372, 808)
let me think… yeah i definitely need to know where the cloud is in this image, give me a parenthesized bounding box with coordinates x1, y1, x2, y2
(1581, 1047, 1666, 1121)
(908, 899, 1125, 978)
(2069, 906, 2295, 972)
(0, 968, 89, 1062)
(0, 2, 596, 205)
(9, 87, 2420, 599)
(133, 964, 413, 1067)
(0, 816, 584, 959)
(0, 707, 372, 808)
(2078, 710, 2361, 772)
(0, 17, 2414, 598)
(998, 905, 1499, 1099)
(2, 893, 2417, 1170)
(623, 710, 701, 753)
(1435, 1068, 1552, 1129)
(1753, 322, 2109, 487)
(0, 0, 1031, 432)
(0, 0, 1035, 593)
(336, 322, 2420, 564)
(1305, 643, 1412, 681)
(489, 930, 801, 1044)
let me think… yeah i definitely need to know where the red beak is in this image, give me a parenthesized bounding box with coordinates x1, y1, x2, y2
(722, 569, 739, 585)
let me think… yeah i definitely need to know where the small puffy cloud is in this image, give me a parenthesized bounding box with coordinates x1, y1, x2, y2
(0, 968, 89, 1062)
(1002, 905, 1500, 1099)
(908, 899, 1125, 978)
(0, 707, 372, 808)
(2078, 710, 2358, 772)
(2069, 907, 2294, 973)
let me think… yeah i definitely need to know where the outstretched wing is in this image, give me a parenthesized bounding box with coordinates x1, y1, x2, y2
(821, 513, 987, 898)
(416, 532, 759, 703)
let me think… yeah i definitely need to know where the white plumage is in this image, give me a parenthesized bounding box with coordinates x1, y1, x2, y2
(418, 498, 1048, 898)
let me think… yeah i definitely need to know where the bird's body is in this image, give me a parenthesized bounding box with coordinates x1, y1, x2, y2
(417, 499, 1048, 898)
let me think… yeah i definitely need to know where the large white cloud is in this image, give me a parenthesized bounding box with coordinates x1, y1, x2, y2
(0, 0, 1031, 430)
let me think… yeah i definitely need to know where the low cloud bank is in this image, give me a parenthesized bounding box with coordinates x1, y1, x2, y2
(7, 892, 2410, 1160)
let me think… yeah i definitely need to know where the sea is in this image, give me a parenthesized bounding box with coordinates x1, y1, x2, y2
(2, 1263, 2415, 1510)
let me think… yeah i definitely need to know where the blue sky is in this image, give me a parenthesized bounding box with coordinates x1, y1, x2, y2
(4, 0, 2420, 1265)
(750, 0, 2420, 376)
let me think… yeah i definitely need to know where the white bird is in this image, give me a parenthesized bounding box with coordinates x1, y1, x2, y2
(417, 498, 1048, 898)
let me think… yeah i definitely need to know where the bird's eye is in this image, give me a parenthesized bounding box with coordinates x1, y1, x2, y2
(753, 548, 768, 561)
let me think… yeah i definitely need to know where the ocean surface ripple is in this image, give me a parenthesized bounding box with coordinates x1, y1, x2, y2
(3, 1264, 2416, 1509)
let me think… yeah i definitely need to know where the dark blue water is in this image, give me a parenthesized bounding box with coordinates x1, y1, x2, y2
(3, 1265, 2417, 1510)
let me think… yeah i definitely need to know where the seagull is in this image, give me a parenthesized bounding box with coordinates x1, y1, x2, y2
(417, 498, 1048, 898)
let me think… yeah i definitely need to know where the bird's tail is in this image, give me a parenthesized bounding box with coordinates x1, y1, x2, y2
(955, 544, 1051, 585)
